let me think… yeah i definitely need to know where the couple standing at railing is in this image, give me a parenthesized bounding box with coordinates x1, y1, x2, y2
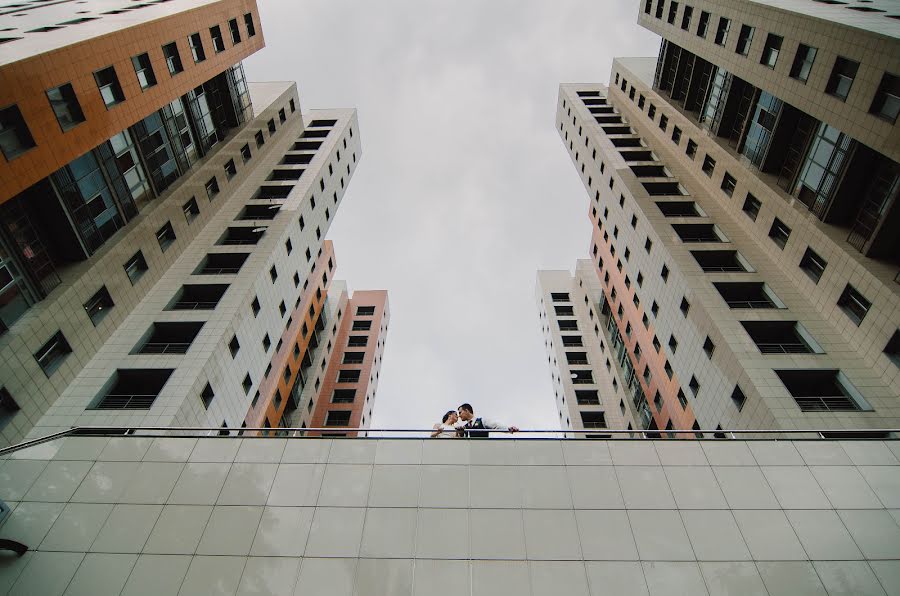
(431, 403, 519, 438)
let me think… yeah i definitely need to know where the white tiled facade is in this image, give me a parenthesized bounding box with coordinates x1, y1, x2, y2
(536, 265, 637, 434)
(1, 434, 899, 595)
(549, 0, 899, 435)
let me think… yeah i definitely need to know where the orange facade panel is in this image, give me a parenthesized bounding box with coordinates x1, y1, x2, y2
(245, 241, 335, 430)
(0, 0, 263, 202)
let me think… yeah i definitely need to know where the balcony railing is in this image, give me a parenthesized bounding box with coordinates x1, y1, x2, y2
(756, 342, 811, 354)
(726, 299, 774, 309)
(138, 342, 191, 355)
(90, 394, 158, 410)
(171, 301, 218, 310)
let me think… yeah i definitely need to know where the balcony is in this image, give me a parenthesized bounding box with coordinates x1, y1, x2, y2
(714, 282, 782, 309)
(167, 284, 228, 310)
(217, 226, 265, 245)
(193, 252, 250, 275)
(236, 204, 280, 220)
(134, 322, 204, 355)
(673, 223, 726, 242)
(690, 250, 751, 272)
(741, 321, 820, 354)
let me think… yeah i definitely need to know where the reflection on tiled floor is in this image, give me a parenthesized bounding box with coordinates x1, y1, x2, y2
(1, 436, 899, 595)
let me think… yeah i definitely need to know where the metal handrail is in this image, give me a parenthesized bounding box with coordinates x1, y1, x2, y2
(1, 425, 898, 457)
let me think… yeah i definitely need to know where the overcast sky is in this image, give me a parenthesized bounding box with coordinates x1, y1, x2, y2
(244, 0, 660, 431)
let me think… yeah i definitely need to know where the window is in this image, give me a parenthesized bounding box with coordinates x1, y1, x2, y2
(661, 264, 670, 281)
(837, 284, 870, 326)
(205, 176, 219, 200)
(93, 66, 125, 108)
(338, 369, 361, 383)
(742, 193, 760, 221)
(696, 10, 710, 37)
(210, 25, 225, 53)
(124, 251, 148, 285)
(83, 286, 114, 326)
(251, 296, 261, 317)
(680, 297, 690, 316)
(760, 34, 782, 68)
(576, 390, 600, 406)
(790, 44, 817, 83)
(278, 301, 286, 317)
(0, 387, 19, 431)
(715, 282, 781, 309)
(768, 218, 791, 249)
(343, 352, 365, 364)
(162, 42, 183, 75)
(689, 376, 700, 396)
(826, 56, 859, 101)
(870, 73, 900, 123)
(46, 83, 85, 131)
(736, 25, 754, 56)
(224, 159, 237, 180)
(228, 335, 240, 358)
(702, 155, 716, 176)
(741, 320, 819, 354)
(279, 108, 287, 123)
(244, 13, 256, 37)
(255, 130, 264, 147)
(131, 53, 157, 90)
(685, 139, 697, 159)
(714, 17, 730, 46)
(720, 172, 736, 197)
(659, 114, 668, 131)
(799, 248, 827, 283)
(648, 104, 656, 119)
(357, 306, 376, 315)
(241, 143, 251, 163)
(668, 2, 678, 24)
(681, 5, 692, 29)
(884, 330, 900, 368)
(703, 336, 715, 358)
(326, 411, 351, 427)
(669, 335, 678, 353)
(228, 18, 241, 44)
(199, 382, 215, 408)
(653, 391, 663, 413)
(188, 32, 205, 63)
(34, 330, 71, 376)
(332, 389, 356, 403)
(776, 369, 867, 412)
(581, 411, 607, 429)
(644, 0, 652, 14)
(671, 126, 681, 144)
(0, 104, 35, 161)
(156, 221, 176, 252)
(91, 369, 173, 410)
(268, 119, 276, 134)
(269, 265, 278, 283)
(655, 0, 664, 18)
(353, 320, 372, 331)
(242, 374, 252, 394)
(731, 385, 746, 411)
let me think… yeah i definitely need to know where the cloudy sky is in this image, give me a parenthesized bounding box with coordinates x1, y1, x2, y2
(244, 0, 660, 431)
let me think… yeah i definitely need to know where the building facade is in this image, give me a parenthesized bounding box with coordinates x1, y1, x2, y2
(549, 0, 899, 435)
(0, 0, 387, 445)
(537, 264, 637, 435)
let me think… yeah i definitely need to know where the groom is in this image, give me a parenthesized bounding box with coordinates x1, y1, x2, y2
(456, 403, 518, 438)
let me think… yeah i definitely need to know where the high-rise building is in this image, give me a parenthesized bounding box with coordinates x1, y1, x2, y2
(0, 0, 387, 444)
(548, 0, 899, 435)
(537, 264, 637, 435)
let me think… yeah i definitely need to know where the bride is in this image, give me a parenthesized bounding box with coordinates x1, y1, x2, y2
(431, 410, 462, 438)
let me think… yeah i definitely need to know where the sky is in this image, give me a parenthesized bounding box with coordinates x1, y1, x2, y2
(244, 0, 660, 431)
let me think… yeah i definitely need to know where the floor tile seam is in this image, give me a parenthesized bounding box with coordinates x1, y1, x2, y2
(856, 464, 894, 509)
(804, 462, 876, 559)
(86, 501, 164, 555)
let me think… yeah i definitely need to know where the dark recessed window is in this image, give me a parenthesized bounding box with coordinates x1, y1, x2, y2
(241, 143, 251, 163)
(94, 66, 125, 108)
(680, 5, 692, 29)
(0, 104, 36, 160)
(156, 221, 176, 252)
(269, 265, 278, 283)
(680, 297, 690, 316)
(661, 264, 670, 282)
(655, 0, 664, 19)
(162, 42, 183, 75)
(188, 32, 205, 63)
(703, 336, 715, 358)
(201, 383, 215, 408)
(648, 104, 656, 119)
(768, 217, 791, 249)
(671, 126, 681, 144)
(667, 1, 678, 24)
(46, 83, 85, 131)
(84, 286, 114, 326)
(205, 176, 219, 200)
(251, 296, 261, 317)
(0, 387, 19, 430)
(760, 34, 783, 68)
(659, 114, 668, 131)
(669, 335, 678, 353)
(228, 18, 241, 44)
(870, 72, 900, 124)
(799, 247, 827, 283)
(720, 172, 736, 197)
(123, 250, 148, 285)
(731, 385, 747, 411)
(183, 197, 200, 223)
(685, 139, 697, 159)
(742, 193, 761, 221)
(826, 56, 859, 101)
(242, 374, 252, 395)
(210, 25, 225, 53)
(131, 53, 157, 90)
(697, 10, 710, 37)
(244, 13, 256, 37)
(702, 155, 716, 176)
(790, 44, 817, 83)
(735, 24, 754, 56)
(714, 17, 730, 46)
(279, 108, 286, 123)
(689, 375, 700, 396)
(837, 284, 871, 326)
(229, 335, 240, 358)
(776, 369, 865, 412)
(268, 119, 276, 134)
(224, 159, 236, 180)
(884, 330, 900, 368)
(255, 130, 265, 147)
(34, 330, 71, 377)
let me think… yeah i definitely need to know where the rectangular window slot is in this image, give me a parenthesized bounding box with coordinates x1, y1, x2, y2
(254, 185, 293, 199)
(301, 129, 329, 138)
(619, 149, 654, 161)
(236, 204, 280, 220)
(194, 253, 250, 275)
(776, 369, 867, 412)
(281, 154, 313, 165)
(576, 390, 600, 405)
(741, 321, 820, 354)
(218, 226, 265, 245)
(135, 322, 204, 355)
(642, 182, 685, 196)
(34, 331, 72, 376)
(91, 369, 174, 409)
(580, 411, 607, 429)
(690, 250, 751, 272)
(554, 305, 575, 316)
(338, 369, 361, 383)
(326, 411, 352, 426)
(630, 165, 669, 177)
(714, 282, 782, 309)
(837, 284, 871, 326)
(332, 389, 356, 403)
(673, 223, 727, 242)
(348, 335, 369, 347)
(168, 284, 228, 310)
(343, 352, 365, 364)
(571, 370, 594, 384)
(561, 336, 583, 347)
(268, 169, 304, 181)
(566, 352, 589, 365)
(656, 201, 702, 217)
(799, 248, 827, 283)
(84, 286, 114, 326)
